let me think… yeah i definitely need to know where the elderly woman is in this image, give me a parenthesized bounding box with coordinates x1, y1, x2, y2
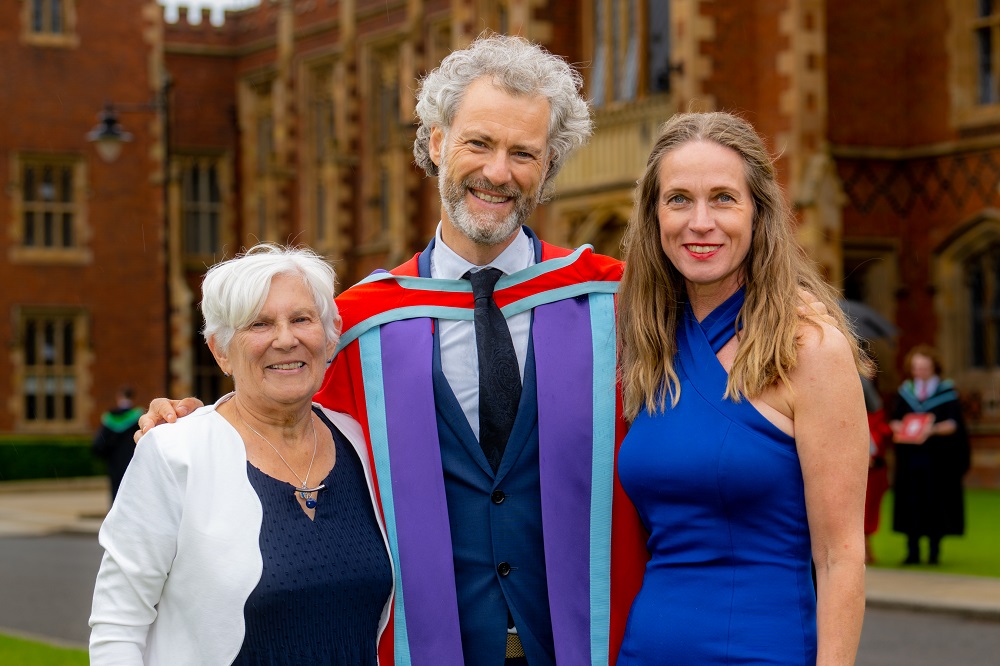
(616, 112, 872, 665)
(89, 244, 393, 665)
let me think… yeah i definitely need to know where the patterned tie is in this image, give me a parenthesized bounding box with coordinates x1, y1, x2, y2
(466, 267, 522, 472)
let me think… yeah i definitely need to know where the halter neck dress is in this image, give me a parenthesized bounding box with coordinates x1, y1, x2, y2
(617, 288, 817, 665)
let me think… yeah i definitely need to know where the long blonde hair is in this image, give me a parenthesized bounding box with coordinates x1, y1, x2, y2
(617, 112, 873, 420)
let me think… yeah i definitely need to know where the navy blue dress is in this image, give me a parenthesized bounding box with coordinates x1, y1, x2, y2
(617, 290, 817, 665)
(232, 409, 391, 665)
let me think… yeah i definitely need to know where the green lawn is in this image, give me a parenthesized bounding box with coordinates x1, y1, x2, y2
(868, 488, 1000, 577)
(0, 634, 87, 666)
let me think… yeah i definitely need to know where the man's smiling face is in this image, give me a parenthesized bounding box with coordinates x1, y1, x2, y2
(429, 77, 551, 252)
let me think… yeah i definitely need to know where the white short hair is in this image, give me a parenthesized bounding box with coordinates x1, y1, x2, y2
(201, 243, 338, 353)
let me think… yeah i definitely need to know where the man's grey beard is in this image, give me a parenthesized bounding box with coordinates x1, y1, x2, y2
(438, 157, 540, 246)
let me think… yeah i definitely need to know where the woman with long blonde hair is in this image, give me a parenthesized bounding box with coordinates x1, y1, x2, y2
(616, 112, 872, 665)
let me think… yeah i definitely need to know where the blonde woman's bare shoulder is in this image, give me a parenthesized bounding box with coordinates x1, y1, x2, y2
(794, 318, 856, 372)
(786, 319, 864, 432)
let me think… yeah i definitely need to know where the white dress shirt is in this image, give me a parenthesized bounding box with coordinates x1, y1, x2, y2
(429, 224, 534, 440)
(913, 376, 939, 401)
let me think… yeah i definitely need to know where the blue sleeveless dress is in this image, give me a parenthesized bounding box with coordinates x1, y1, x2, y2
(617, 289, 817, 665)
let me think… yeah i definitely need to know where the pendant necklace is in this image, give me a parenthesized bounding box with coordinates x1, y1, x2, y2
(238, 407, 325, 509)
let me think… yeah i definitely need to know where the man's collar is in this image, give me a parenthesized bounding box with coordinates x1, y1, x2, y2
(429, 223, 535, 280)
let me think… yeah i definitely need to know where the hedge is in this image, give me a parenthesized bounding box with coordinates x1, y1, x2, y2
(0, 436, 106, 482)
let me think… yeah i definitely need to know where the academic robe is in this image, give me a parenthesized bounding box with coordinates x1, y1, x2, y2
(315, 236, 648, 665)
(891, 378, 970, 537)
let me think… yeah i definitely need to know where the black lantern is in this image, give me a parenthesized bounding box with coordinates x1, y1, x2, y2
(86, 103, 134, 163)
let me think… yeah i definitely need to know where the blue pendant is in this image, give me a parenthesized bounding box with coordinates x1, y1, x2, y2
(295, 484, 325, 510)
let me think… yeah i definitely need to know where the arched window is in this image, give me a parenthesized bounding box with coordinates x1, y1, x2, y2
(965, 241, 1000, 368)
(935, 214, 1000, 430)
(570, 209, 630, 259)
(588, 0, 670, 107)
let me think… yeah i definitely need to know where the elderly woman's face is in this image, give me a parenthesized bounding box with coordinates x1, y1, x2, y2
(216, 274, 335, 410)
(656, 140, 753, 302)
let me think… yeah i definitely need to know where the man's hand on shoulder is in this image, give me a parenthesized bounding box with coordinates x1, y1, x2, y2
(135, 397, 206, 443)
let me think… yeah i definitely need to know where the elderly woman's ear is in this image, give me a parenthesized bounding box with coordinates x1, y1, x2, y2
(207, 335, 232, 377)
(326, 314, 343, 364)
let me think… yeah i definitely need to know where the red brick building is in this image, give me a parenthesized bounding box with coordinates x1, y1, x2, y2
(2, 0, 999, 485)
(0, 0, 169, 434)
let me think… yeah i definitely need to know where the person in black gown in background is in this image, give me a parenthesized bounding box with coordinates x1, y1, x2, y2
(890, 344, 970, 565)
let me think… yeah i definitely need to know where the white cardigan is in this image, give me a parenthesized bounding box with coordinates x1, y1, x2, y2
(89, 396, 394, 665)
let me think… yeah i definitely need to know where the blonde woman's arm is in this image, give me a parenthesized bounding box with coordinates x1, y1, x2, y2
(790, 323, 869, 666)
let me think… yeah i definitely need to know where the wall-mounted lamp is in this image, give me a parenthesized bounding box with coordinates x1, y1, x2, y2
(86, 103, 134, 163)
(84, 76, 175, 394)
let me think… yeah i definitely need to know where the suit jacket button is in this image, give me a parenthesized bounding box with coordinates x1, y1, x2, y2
(497, 561, 511, 576)
(491, 490, 506, 504)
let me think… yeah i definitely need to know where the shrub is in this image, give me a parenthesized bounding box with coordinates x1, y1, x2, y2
(0, 436, 105, 481)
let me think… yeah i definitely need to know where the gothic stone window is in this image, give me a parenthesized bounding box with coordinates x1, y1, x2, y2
(14, 155, 87, 257)
(181, 157, 223, 258)
(949, 0, 1000, 126)
(18, 309, 87, 428)
(32, 0, 65, 34)
(243, 78, 276, 243)
(306, 62, 339, 248)
(590, 0, 670, 106)
(966, 241, 1000, 368)
(975, 0, 1000, 104)
(364, 47, 400, 243)
(22, 0, 78, 46)
(934, 217, 1000, 429)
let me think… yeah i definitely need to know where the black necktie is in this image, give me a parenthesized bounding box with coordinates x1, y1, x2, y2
(466, 268, 522, 472)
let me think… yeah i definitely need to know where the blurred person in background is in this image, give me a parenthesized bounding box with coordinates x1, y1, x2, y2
(890, 344, 970, 565)
(91, 385, 143, 503)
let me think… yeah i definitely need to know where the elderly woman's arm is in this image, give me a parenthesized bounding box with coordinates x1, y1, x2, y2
(90, 432, 181, 664)
(791, 324, 870, 666)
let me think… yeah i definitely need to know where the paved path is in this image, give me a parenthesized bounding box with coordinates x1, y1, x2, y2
(0, 533, 103, 647)
(0, 477, 107, 537)
(866, 568, 1000, 620)
(858, 606, 1000, 666)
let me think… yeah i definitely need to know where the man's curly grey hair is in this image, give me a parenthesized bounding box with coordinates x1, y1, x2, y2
(413, 34, 593, 194)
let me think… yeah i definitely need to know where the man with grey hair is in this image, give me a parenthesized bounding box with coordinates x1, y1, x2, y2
(141, 34, 647, 665)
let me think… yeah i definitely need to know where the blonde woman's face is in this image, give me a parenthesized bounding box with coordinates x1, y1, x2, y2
(656, 140, 753, 305)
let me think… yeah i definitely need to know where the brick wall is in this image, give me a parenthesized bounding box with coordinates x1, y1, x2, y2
(0, 0, 169, 432)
